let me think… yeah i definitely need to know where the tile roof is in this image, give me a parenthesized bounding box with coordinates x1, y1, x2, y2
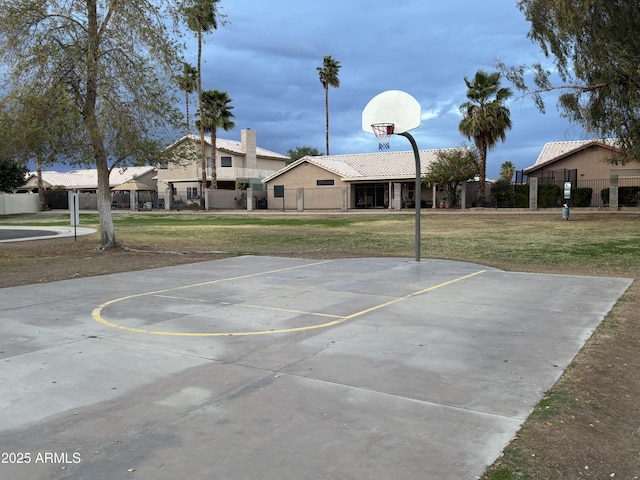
(263, 148, 461, 183)
(525, 139, 619, 172)
(173, 134, 288, 159)
(28, 166, 156, 189)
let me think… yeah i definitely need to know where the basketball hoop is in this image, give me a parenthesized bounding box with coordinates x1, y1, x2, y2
(371, 123, 395, 150)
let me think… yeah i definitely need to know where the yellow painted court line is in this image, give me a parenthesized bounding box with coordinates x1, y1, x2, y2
(220, 301, 343, 319)
(92, 266, 486, 337)
(344, 269, 487, 320)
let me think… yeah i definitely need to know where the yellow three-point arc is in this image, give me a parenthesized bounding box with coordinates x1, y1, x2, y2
(92, 261, 486, 337)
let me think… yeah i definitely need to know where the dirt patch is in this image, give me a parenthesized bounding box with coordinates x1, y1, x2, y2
(1, 235, 639, 480)
(0, 237, 230, 287)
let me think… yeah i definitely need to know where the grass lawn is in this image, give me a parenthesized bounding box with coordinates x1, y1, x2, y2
(4, 211, 639, 274)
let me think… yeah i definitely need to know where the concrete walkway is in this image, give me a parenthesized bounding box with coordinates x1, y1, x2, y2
(0, 226, 96, 243)
(0, 256, 631, 479)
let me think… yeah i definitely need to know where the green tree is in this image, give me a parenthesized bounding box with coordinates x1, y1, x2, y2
(195, 89, 235, 188)
(0, 0, 183, 248)
(422, 147, 479, 208)
(286, 146, 323, 164)
(1, 85, 82, 210)
(500, 1, 640, 164)
(184, 0, 224, 195)
(500, 161, 516, 182)
(0, 158, 28, 192)
(317, 55, 341, 155)
(459, 70, 513, 204)
(177, 62, 198, 134)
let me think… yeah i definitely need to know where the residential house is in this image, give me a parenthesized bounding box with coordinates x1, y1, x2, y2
(524, 139, 640, 208)
(21, 166, 157, 209)
(157, 129, 289, 207)
(22, 166, 157, 193)
(262, 149, 461, 211)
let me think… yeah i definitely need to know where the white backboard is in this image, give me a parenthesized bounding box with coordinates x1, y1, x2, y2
(362, 90, 421, 134)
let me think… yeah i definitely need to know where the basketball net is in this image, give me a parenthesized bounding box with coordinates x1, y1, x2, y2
(371, 123, 394, 150)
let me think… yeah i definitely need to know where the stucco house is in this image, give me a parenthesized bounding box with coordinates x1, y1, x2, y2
(22, 166, 157, 193)
(262, 149, 461, 211)
(156, 129, 289, 207)
(20, 166, 158, 210)
(523, 139, 636, 182)
(524, 139, 640, 208)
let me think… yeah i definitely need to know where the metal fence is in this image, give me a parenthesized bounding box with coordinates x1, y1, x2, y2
(463, 177, 639, 209)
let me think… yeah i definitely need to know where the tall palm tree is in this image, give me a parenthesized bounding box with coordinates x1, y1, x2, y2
(459, 70, 512, 203)
(177, 62, 198, 134)
(184, 0, 221, 196)
(317, 55, 341, 155)
(195, 89, 235, 189)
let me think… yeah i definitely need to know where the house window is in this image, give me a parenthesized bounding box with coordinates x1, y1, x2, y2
(187, 187, 199, 199)
(316, 179, 335, 186)
(274, 185, 285, 198)
(221, 156, 232, 167)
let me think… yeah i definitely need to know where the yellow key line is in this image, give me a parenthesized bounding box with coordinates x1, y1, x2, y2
(92, 265, 486, 337)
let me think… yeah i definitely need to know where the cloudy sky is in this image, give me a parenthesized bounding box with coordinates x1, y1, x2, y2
(184, 0, 586, 178)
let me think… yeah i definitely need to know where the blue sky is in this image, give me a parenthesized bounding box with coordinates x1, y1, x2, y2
(182, 0, 588, 178)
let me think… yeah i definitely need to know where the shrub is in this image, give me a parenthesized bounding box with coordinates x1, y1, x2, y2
(491, 180, 514, 207)
(538, 184, 562, 208)
(620, 186, 640, 206)
(601, 186, 640, 206)
(488, 182, 530, 208)
(514, 184, 529, 208)
(571, 187, 592, 207)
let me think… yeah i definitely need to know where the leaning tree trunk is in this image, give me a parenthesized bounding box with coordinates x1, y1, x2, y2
(35, 152, 47, 211)
(86, 0, 116, 248)
(96, 159, 116, 247)
(477, 140, 488, 206)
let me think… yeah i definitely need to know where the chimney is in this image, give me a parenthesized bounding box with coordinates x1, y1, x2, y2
(241, 129, 257, 170)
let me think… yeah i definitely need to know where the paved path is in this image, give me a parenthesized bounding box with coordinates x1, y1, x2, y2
(0, 226, 96, 243)
(0, 256, 631, 479)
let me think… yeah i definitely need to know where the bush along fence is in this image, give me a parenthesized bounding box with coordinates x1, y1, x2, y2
(601, 186, 640, 207)
(482, 177, 640, 210)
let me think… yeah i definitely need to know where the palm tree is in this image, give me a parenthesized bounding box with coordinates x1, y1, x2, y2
(500, 161, 516, 182)
(317, 55, 341, 155)
(459, 70, 513, 203)
(195, 89, 235, 189)
(184, 0, 221, 196)
(177, 62, 198, 134)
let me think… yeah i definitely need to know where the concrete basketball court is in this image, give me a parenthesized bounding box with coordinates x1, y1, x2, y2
(0, 255, 631, 480)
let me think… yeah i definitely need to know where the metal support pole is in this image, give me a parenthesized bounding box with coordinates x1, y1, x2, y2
(399, 132, 421, 262)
